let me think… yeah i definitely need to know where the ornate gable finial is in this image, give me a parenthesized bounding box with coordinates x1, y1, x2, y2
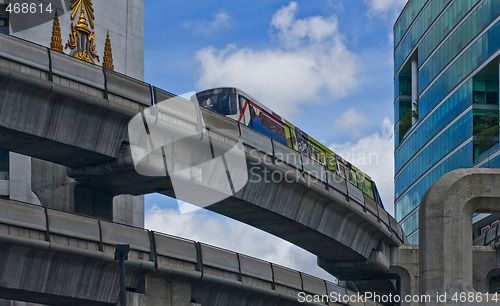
(75, 5, 90, 34)
(50, 10, 63, 53)
(103, 31, 115, 71)
(70, 0, 95, 29)
(65, 0, 99, 63)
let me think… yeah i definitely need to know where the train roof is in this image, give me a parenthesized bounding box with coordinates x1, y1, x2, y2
(197, 87, 285, 123)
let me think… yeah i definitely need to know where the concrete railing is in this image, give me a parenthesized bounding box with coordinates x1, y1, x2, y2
(0, 198, 356, 304)
(0, 32, 406, 246)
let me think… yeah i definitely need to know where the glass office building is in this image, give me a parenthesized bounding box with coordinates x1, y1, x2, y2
(394, 0, 500, 243)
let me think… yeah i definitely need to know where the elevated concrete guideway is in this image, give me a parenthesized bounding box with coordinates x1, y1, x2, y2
(0, 33, 406, 283)
(0, 198, 360, 306)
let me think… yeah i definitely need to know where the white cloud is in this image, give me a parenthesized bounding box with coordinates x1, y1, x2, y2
(196, 2, 358, 117)
(271, 2, 338, 49)
(333, 108, 369, 138)
(330, 117, 395, 216)
(364, 0, 407, 17)
(185, 10, 232, 35)
(145, 204, 337, 282)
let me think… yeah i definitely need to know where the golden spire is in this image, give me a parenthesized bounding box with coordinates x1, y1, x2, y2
(50, 10, 63, 53)
(103, 31, 114, 70)
(70, 0, 95, 29)
(75, 5, 90, 34)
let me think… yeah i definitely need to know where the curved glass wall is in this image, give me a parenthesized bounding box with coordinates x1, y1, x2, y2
(394, 0, 428, 49)
(418, 0, 481, 67)
(419, 20, 500, 119)
(395, 111, 472, 199)
(395, 80, 472, 174)
(394, 0, 500, 241)
(394, 0, 452, 75)
(419, 0, 500, 93)
(396, 141, 473, 225)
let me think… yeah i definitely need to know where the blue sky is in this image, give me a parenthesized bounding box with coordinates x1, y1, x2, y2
(143, 0, 406, 281)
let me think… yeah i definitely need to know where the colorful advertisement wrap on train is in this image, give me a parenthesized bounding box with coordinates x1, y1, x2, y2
(246, 101, 375, 200)
(351, 165, 374, 199)
(294, 127, 336, 171)
(197, 88, 377, 202)
(248, 104, 287, 145)
(337, 156, 374, 199)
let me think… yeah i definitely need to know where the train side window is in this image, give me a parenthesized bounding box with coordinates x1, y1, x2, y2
(224, 93, 237, 115)
(198, 91, 237, 116)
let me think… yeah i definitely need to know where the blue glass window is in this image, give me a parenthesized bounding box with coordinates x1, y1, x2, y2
(394, 0, 428, 49)
(395, 111, 472, 199)
(418, 19, 500, 119)
(395, 80, 472, 173)
(418, 0, 500, 93)
(395, 142, 473, 222)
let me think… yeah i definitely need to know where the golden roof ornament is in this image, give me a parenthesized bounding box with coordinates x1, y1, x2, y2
(53, 0, 116, 69)
(70, 0, 95, 29)
(50, 10, 63, 53)
(65, 0, 99, 63)
(75, 6, 90, 34)
(103, 31, 115, 71)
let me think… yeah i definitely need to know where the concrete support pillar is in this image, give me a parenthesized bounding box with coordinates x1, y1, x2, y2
(31, 159, 144, 227)
(172, 279, 192, 306)
(32, 159, 114, 222)
(411, 57, 418, 125)
(128, 274, 192, 306)
(144, 274, 171, 305)
(9, 153, 40, 205)
(419, 168, 500, 304)
(113, 194, 145, 227)
(31, 159, 74, 211)
(390, 245, 420, 306)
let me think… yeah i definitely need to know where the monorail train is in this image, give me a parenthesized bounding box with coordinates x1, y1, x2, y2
(196, 87, 385, 208)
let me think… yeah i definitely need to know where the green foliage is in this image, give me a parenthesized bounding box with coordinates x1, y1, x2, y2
(399, 111, 412, 140)
(473, 111, 500, 161)
(398, 102, 419, 143)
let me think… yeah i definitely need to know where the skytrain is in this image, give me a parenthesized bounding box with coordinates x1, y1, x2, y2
(195, 87, 384, 207)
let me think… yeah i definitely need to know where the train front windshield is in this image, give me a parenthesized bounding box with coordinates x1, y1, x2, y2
(196, 89, 237, 116)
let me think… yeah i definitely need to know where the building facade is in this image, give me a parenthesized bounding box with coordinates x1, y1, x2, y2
(394, 0, 500, 243)
(0, 0, 145, 227)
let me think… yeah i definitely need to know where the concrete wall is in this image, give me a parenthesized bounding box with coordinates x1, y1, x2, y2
(9, 153, 39, 205)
